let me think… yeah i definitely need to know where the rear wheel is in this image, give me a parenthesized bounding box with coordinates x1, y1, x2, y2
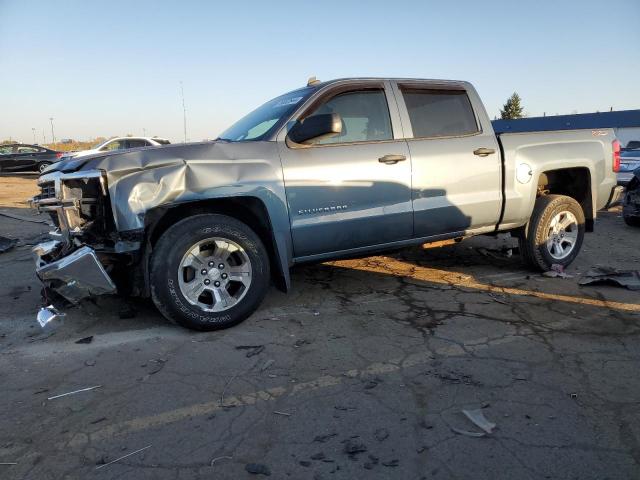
(150, 214, 270, 331)
(624, 215, 640, 227)
(38, 162, 52, 173)
(518, 194, 585, 271)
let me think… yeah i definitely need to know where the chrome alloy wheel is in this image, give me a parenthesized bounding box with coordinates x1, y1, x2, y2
(545, 211, 579, 260)
(177, 237, 252, 312)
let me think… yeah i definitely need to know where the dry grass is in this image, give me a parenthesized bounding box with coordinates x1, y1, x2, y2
(0, 176, 39, 208)
(44, 138, 105, 152)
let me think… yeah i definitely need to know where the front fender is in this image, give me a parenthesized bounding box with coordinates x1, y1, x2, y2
(84, 141, 293, 291)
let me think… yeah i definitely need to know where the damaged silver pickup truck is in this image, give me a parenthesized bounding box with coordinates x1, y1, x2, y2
(32, 77, 623, 330)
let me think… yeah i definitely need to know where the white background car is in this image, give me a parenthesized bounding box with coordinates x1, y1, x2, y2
(65, 137, 171, 159)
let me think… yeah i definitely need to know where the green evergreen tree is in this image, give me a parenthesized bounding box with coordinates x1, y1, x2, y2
(500, 92, 524, 119)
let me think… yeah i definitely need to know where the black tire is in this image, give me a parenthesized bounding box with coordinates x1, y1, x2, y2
(150, 214, 270, 331)
(38, 162, 52, 173)
(517, 194, 585, 271)
(623, 215, 640, 227)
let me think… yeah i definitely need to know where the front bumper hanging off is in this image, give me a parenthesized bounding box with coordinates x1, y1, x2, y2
(31, 170, 116, 305)
(33, 241, 116, 304)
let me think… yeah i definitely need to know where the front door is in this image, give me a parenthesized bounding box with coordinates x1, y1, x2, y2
(7, 145, 39, 171)
(0, 145, 16, 171)
(279, 83, 413, 259)
(392, 82, 502, 237)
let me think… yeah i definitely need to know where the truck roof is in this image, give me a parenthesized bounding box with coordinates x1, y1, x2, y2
(307, 77, 471, 89)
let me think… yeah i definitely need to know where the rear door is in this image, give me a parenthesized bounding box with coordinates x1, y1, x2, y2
(392, 81, 502, 237)
(278, 81, 413, 258)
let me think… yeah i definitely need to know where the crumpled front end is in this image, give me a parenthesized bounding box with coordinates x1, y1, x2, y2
(31, 170, 118, 304)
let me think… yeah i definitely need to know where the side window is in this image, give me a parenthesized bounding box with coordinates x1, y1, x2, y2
(0, 146, 15, 155)
(16, 146, 39, 153)
(401, 88, 479, 138)
(305, 89, 393, 145)
(126, 139, 148, 148)
(101, 140, 125, 151)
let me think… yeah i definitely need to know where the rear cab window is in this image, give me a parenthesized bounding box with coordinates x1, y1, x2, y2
(126, 139, 149, 148)
(400, 87, 479, 138)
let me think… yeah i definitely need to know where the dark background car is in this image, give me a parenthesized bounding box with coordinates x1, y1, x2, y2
(0, 143, 63, 173)
(618, 142, 640, 186)
(621, 140, 640, 151)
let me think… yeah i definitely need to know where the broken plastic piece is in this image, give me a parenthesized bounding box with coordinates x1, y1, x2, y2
(579, 267, 640, 290)
(543, 263, 573, 278)
(37, 305, 66, 329)
(462, 408, 497, 434)
(34, 245, 116, 304)
(0, 236, 18, 253)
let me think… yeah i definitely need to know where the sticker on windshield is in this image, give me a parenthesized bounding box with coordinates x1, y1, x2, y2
(273, 96, 303, 108)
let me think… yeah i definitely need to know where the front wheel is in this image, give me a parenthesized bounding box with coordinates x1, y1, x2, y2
(517, 194, 585, 271)
(38, 162, 52, 173)
(150, 214, 270, 331)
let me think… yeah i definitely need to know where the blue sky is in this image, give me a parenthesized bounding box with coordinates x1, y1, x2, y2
(1, 0, 639, 143)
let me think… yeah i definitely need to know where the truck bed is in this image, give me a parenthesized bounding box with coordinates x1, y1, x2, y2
(496, 128, 618, 230)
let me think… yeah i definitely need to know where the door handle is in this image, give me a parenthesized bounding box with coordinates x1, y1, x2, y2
(473, 147, 496, 157)
(378, 154, 407, 165)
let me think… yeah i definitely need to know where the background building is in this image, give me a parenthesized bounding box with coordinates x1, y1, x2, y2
(493, 110, 640, 148)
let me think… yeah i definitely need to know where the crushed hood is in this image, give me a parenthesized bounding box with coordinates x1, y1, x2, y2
(47, 140, 284, 233)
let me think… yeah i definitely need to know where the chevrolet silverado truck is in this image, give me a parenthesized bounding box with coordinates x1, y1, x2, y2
(32, 77, 624, 330)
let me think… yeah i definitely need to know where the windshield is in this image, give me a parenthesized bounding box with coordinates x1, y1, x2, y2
(218, 87, 315, 142)
(91, 139, 110, 149)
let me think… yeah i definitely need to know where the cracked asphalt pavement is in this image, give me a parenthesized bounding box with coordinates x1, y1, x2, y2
(1, 193, 639, 479)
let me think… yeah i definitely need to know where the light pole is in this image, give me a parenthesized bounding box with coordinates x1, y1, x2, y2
(49, 117, 56, 147)
(32, 128, 36, 144)
(143, 128, 146, 137)
(180, 81, 187, 143)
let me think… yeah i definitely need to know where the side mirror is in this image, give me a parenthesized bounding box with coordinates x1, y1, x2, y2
(288, 113, 342, 145)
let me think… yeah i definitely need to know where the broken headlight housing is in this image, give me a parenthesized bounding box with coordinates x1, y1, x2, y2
(32, 170, 114, 245)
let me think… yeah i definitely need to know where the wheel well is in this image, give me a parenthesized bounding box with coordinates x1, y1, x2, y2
(144, 197, 287, 291)
(537, 168, 593, 232)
